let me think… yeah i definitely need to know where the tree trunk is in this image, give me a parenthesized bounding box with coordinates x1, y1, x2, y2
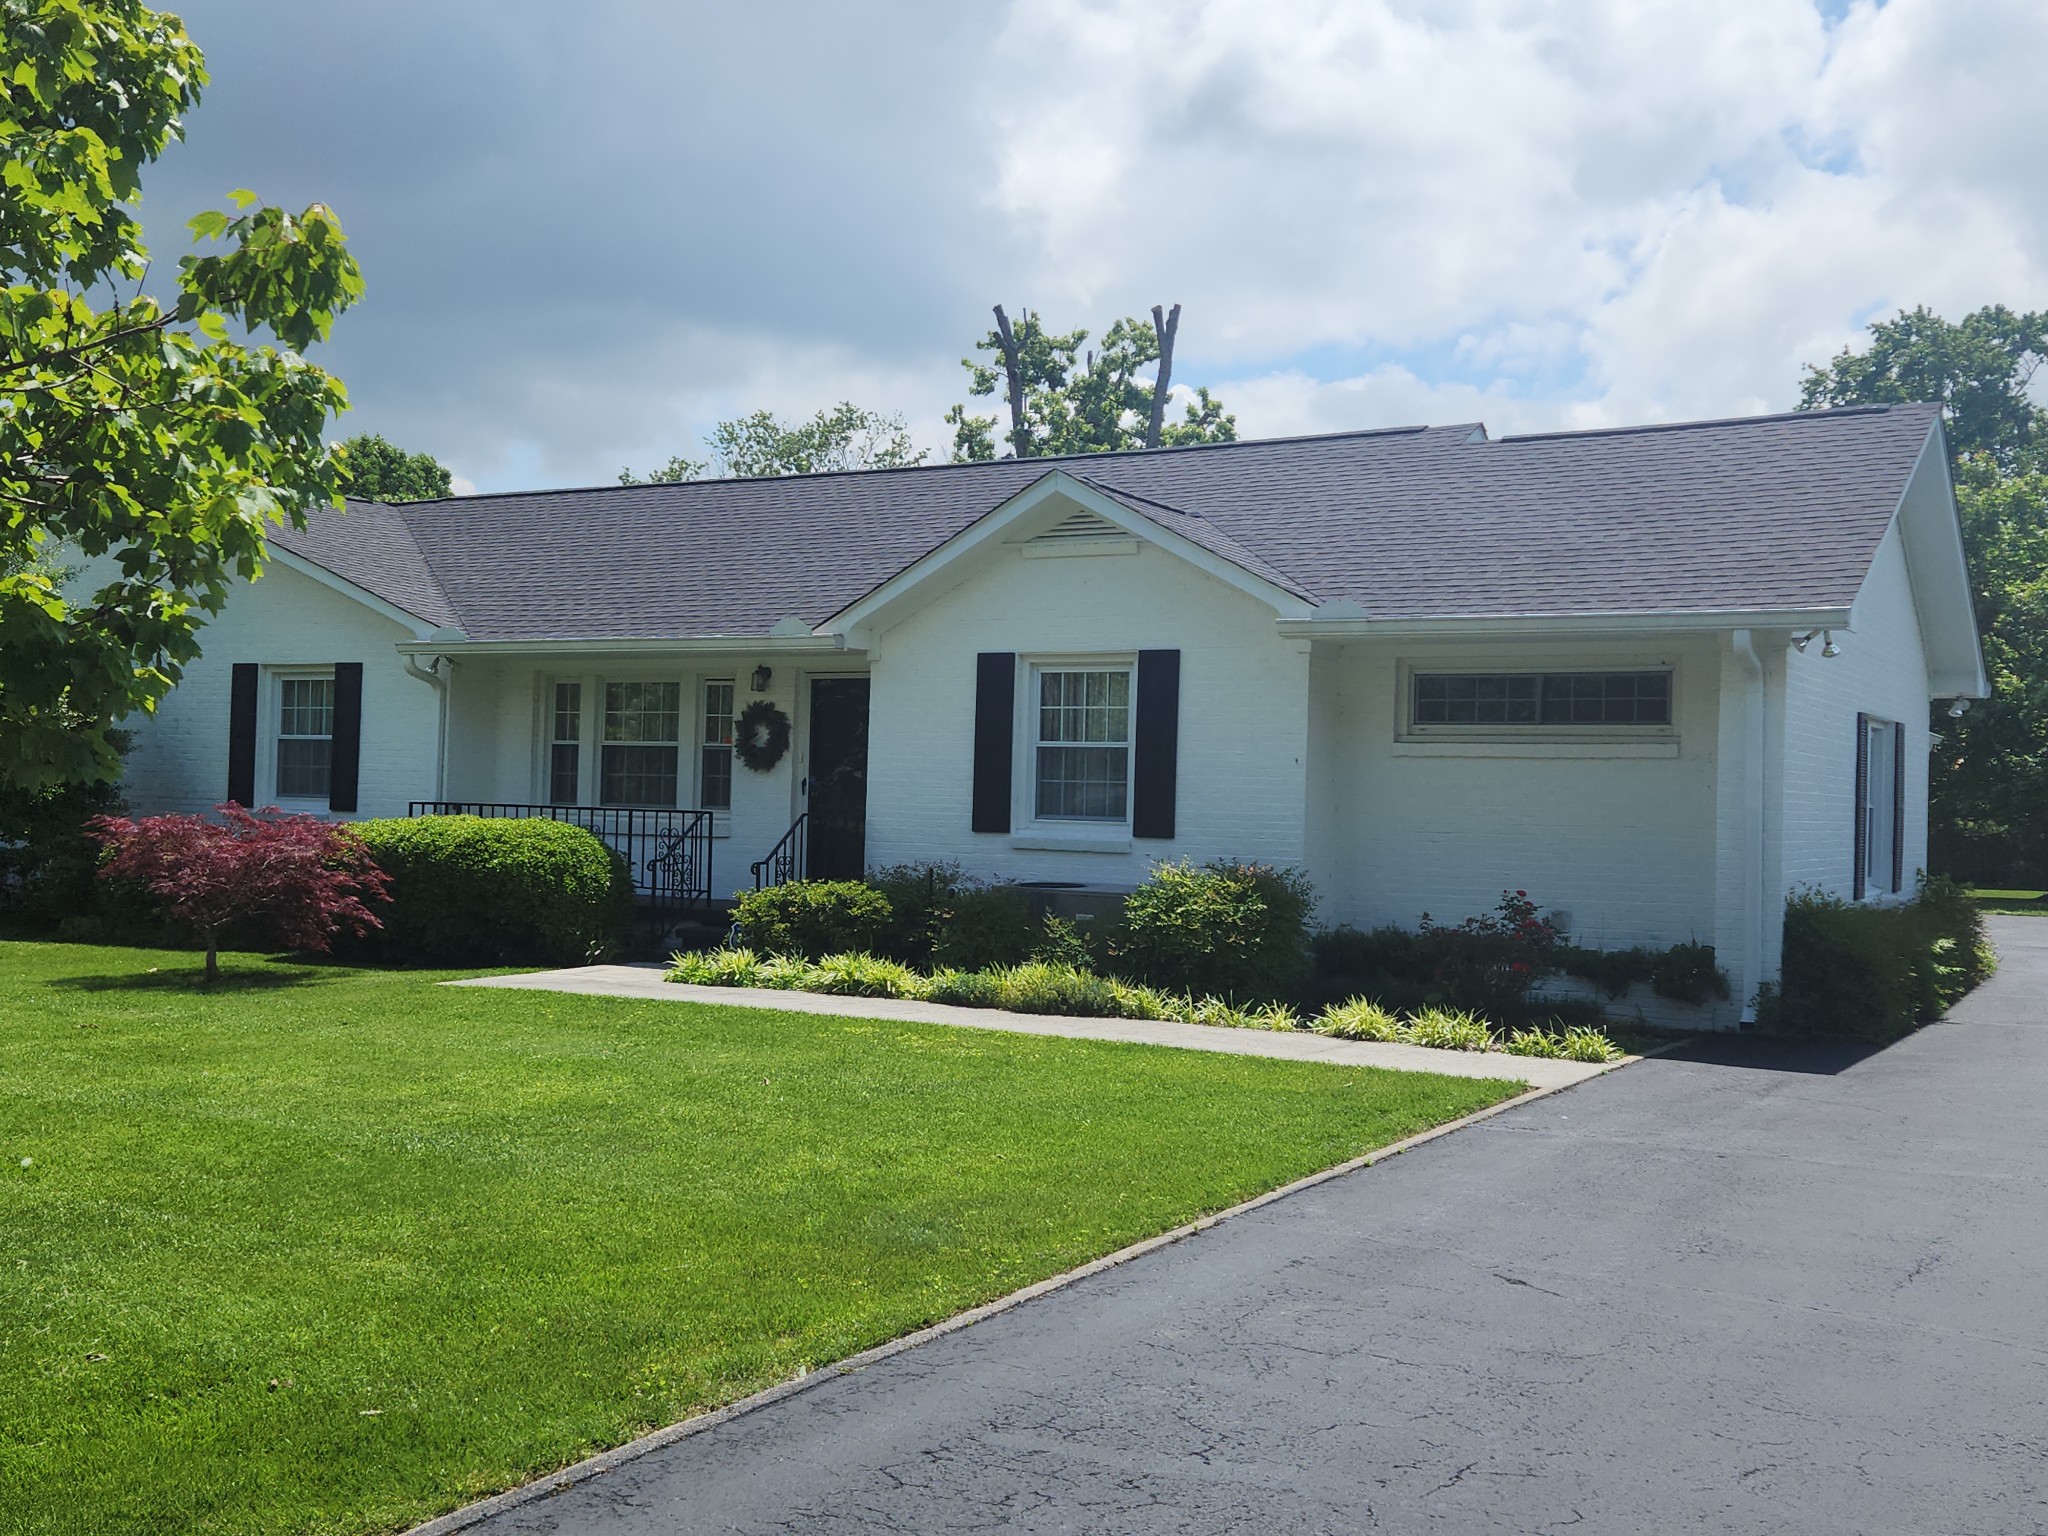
(992, 304, 1032, 458)
(203, 932, 219, 983)
(1145, 303, 1181, 450)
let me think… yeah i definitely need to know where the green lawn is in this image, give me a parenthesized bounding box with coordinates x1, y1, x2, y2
(1968, 887, 2048, 916)
(0, 942, 1521, 1536)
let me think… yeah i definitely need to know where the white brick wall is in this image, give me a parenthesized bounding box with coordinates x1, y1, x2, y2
(1308, 635, 1723, 945)
(116, 563, 442, 819)
(1778, 522, 1932, 903)
(864, 541, 1311, 885)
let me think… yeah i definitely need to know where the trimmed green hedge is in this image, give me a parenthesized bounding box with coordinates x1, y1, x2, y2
(343, 816, 633, 966)
(930, 884, 1038, 971)
(1758, 878, 1993, 1042)
(731, 880, 891, 960)
(1110, 860, 1314, 1003)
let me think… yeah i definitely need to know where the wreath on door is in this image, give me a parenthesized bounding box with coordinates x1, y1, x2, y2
(734, 699, 792, 772)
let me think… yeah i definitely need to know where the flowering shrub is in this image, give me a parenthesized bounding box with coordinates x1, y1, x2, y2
(89, 804, 390, 980)
(1416, 890, 1560, 1016)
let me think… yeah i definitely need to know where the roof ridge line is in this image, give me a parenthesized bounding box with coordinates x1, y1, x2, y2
(391, 424, 1441, 505)
(1494, 404, 1915, 445)
(1066, 472, 1200, 519)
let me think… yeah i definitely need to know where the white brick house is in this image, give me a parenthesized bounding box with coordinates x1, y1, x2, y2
(113, 405, 1986, 1022)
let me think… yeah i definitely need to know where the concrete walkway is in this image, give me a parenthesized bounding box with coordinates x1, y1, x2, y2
(450, 964, 1617, 1090)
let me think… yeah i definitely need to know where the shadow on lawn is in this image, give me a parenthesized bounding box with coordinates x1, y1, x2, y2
(47, 961, 344, 994)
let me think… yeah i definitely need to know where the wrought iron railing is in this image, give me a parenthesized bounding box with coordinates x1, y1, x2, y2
(408, 803, 713, 916)
(751, 813, 807, 889)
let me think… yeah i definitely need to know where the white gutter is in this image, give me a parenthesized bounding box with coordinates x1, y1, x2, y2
(402, 654, 451, 800)
(1731, 629, 1768, 1024)
(1277, 606, 1851, 639)
(394, 634, 850, 658)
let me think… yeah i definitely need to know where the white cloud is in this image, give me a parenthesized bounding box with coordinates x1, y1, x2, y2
(985, 0, 2048, 434)
(148, 0, 2048, 486)
(1219, 367, 1563, 441)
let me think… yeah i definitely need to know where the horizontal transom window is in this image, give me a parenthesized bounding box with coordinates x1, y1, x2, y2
(1411, 670, 1672, 728)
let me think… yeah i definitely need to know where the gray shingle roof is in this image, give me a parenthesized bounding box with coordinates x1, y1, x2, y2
(275, 495, 460, 628)
(273, 404, 1943, 640)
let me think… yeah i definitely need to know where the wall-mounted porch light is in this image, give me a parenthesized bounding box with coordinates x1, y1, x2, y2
(751, 665, 773, 694)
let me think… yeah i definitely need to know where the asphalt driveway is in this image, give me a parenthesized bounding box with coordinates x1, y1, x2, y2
(462, 918, 2048, 1535)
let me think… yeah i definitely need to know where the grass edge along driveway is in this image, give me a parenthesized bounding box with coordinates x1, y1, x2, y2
(0, 941, 1523, 1536)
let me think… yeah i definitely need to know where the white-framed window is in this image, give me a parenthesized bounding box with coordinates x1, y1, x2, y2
(600, 681, 681, 806)
(1861, 715, 1901, 896)
(1406, 668, 1674, 734)
(700, 680, 735, 811)
(275, 675, 335, 800)
(1032, 664, 1133, 822)
(548, 681, 583, 806)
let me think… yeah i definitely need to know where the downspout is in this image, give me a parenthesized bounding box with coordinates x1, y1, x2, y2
(403, 654, 450, 800)
(1731, 630, 1767, 1023)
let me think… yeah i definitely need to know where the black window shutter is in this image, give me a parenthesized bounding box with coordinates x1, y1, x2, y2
(1852, 711, 1869, 901)
(1891, 723, 1906, 895)
(1132, 649, 1181, 840)
(971, 653, 1015, 834)
(227, 664, 258, 807)
(329, 662, 364, 813)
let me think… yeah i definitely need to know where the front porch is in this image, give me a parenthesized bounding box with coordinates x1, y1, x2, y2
(404, 636, 874, 903)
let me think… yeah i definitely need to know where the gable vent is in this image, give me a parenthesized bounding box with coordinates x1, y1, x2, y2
(1030, 508, 1125, 544)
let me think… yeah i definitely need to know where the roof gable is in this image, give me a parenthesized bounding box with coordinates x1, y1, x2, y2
(1875, 423, 1988, 697)
(825, 471, 1321, 641)
(269, 497, 459, 629)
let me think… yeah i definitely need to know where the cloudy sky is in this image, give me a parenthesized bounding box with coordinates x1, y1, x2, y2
(142, 0, 2048, 494)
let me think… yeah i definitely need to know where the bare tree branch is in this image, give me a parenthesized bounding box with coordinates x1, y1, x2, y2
(1145, 303, 1181, 449)
(992, 304, 1032, 458)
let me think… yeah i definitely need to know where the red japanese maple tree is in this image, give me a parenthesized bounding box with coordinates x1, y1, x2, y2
(89, 804, 391, 981)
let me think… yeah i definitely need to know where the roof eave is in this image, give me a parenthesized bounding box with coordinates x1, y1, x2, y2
(393, 633, 852, 657)
(1887, 421, 1992, 699)
(1276, 606, 1855, 639)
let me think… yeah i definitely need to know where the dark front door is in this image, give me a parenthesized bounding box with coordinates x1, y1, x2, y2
(806, 676, 869, 880)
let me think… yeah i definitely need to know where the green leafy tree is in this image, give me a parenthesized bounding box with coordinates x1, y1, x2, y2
(620, 402, 924, 484)
(2, 0, 363, 792)
(336, 433, 451, 502)
(711, 402, 924, 477)
(948, 303, 1237, 461)
(617, 454, 707, 486)
(1800, 305, 2048, 882)
(1800, 306, 2048, 471)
